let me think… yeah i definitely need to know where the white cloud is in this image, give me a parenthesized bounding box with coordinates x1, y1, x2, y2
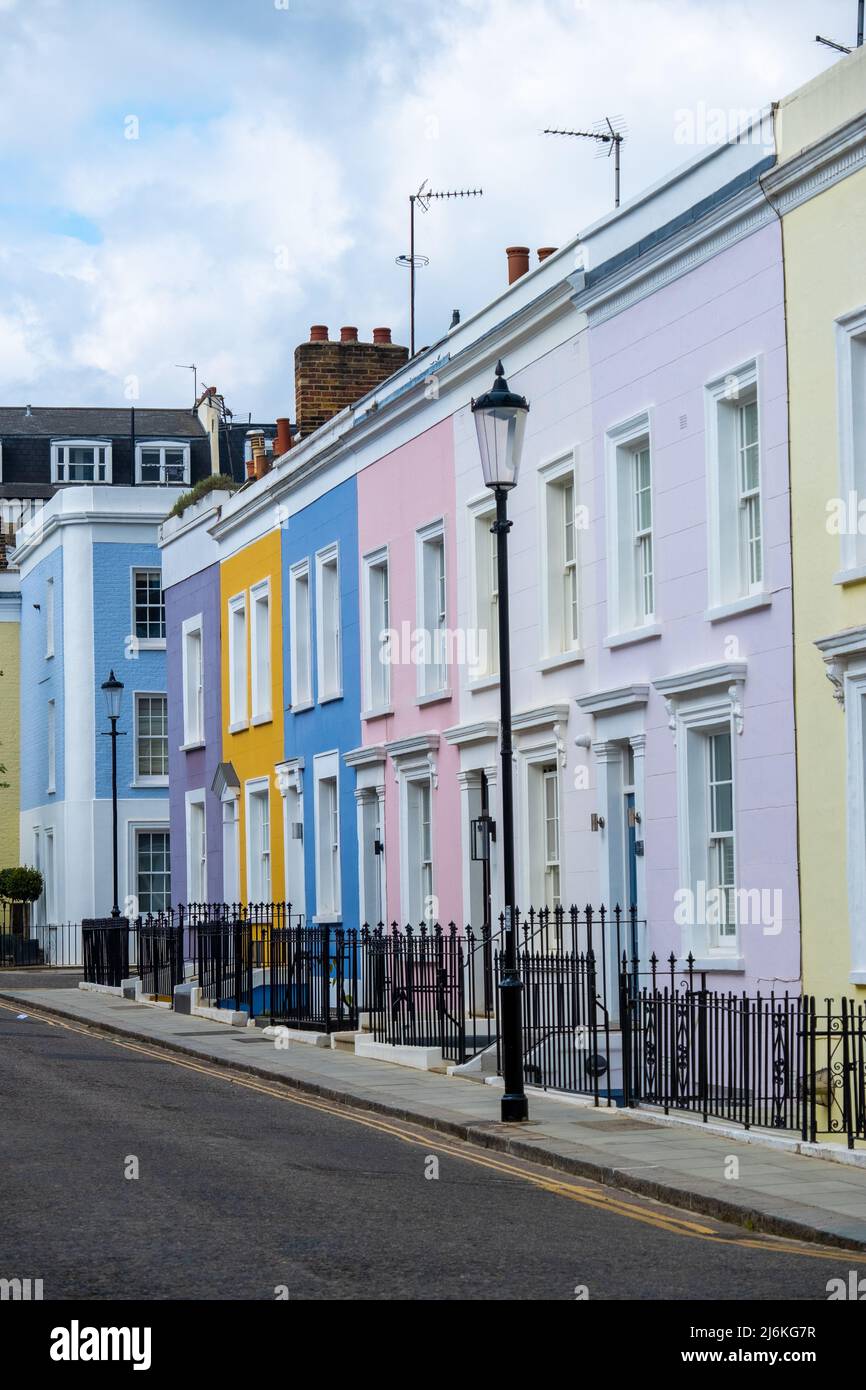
(0, 0, 854, 415)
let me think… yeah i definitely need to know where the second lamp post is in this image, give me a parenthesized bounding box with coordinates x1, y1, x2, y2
(101, 670, 125, 919)
(472, 360, 530, 1124)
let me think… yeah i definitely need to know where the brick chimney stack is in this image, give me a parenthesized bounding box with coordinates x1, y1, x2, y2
(294, 325, 409, 439)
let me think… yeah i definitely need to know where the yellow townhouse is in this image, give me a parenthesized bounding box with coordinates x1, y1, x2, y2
(766, 46, 866, 1000)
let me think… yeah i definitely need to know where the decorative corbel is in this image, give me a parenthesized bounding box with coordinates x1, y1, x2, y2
(824, 658, 845, 708)
(728, 682, 745, 735)
(427, 751, 438, 789)
(553, 721, 568, 769)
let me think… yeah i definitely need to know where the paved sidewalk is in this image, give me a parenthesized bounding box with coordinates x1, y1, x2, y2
(5, 985, 866, 1250)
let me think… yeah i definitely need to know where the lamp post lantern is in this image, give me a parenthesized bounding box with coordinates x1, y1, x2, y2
(471, 360, 529, 1123)
(101, 670, 124, 918)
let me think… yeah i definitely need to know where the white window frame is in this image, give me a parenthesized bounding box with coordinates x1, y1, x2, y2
(47, 699, 56, 795)
(538, 451, 582, 664)
(131, 567, 166, 650)
(542, 765, 562, 912)
(277, 760, 306, 920)
(604, 412, 659, 641)
(362, 546, 391, 715)
(289, 560, 313, 710)
(181, 614, 204, 748)
(221, 791, 241, 904)
(43, 826, 55, 922)
(133, 824, 172, 915)
(45, 576, 54, 659)
(185, 789, 207, 905)
(674, 698, 742, 964)
(50, 439, 112, 484)
(134, 440, 191, 486)
(228, 591, 248, 731)
(705, 360, 768, 615)
(467, 495, 499, 682)
(133, 691, 169, 787)
(245, 778, 272, 904)
(517, 748, 563, 914)
(835, 306, 866, 581)
(313, 751, 341, 921)
(406, 773, 434, 924)
(249, 578, 272, 725)
(416, 518, 448, 699)
(315, 543, 342, 703)
(357, 786, 386, 928)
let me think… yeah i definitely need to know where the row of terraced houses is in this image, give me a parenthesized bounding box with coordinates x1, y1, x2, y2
(3, 49, 866, 1013)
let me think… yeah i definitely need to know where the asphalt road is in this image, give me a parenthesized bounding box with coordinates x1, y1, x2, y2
(0, 999, 859, 1301)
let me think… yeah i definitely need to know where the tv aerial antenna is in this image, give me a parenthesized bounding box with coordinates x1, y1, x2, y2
(397, 180, 483, 355)
(816, 0, 863, 52)
(175, 363, 198, 406)
(543, 116, 628, 209)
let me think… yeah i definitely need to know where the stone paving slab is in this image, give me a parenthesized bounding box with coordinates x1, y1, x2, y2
(4, 985, 866, 1250)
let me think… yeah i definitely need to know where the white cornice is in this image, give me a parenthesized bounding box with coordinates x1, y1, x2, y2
(511, 702, 571, 734)
(815, 625, 866, 708)
(571, 180, 775, 327)
(576, 684, 650, 716)
(443, 720, 500, 748)
(653, 660, 747, 700)
(343, 744, 387, 769)
(764, 111, 866, 219)
(12, 506, 167, 569)
(384, 732, 440, 761)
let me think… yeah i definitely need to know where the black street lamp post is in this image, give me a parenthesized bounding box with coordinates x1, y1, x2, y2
(101, 670, 125, 918)
(472, 360, 530, 1124)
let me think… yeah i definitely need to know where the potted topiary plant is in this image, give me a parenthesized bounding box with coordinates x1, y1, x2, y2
(0, 865, 44, 935)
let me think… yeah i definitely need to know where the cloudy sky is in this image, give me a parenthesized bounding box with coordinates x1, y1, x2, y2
(0, 0, 856, 419)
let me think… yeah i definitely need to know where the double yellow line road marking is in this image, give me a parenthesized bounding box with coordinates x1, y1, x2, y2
(3, 996, 863, 1265)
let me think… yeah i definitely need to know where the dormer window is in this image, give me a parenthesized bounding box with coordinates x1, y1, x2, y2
(51, 440, 112, 483)
(135, 441, 190, 485)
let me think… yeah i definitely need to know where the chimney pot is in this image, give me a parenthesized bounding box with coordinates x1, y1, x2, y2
(275, 417, 293, 455)
(372, 327, 392, 345)
(310, 325, 329, 342)
(340, 326, 359, 343)
(506, 246, 531, 285)
(537, 246, 558, 263)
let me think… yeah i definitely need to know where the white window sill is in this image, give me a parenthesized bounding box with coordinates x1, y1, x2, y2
(319, 690, 343, 705)
(603, 623, 662, 650)
(362, 706, 394, 722)
(468, 674, 500, 692)
(228, 719, 249, 735)
(705, 592, 771, 623)
(416, 690, 452, 708)
(313, 912, 341, 925)
(538, 649, 584, 674)
(290, 699, 314, 714)
(251, 712, 273, 727)
(849, 970, 866, 986)
(132, 779, 169, 790)
(679, 955, 745, 973)
(834, 564, 866, 588)
(179, 739, 205, 753)
(135, 639, 167, 651)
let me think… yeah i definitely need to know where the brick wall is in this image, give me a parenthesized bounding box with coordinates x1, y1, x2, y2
(294, 329, 409, 438)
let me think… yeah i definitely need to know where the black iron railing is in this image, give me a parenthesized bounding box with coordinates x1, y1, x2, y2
(361, 922, 485, 1063)
(0, 923, 82, 968)
(619, 954, 866, 1147)
(270, 922, 358, 1033)
(82, 919, 130, 987)
(137, 916, 184, 999)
